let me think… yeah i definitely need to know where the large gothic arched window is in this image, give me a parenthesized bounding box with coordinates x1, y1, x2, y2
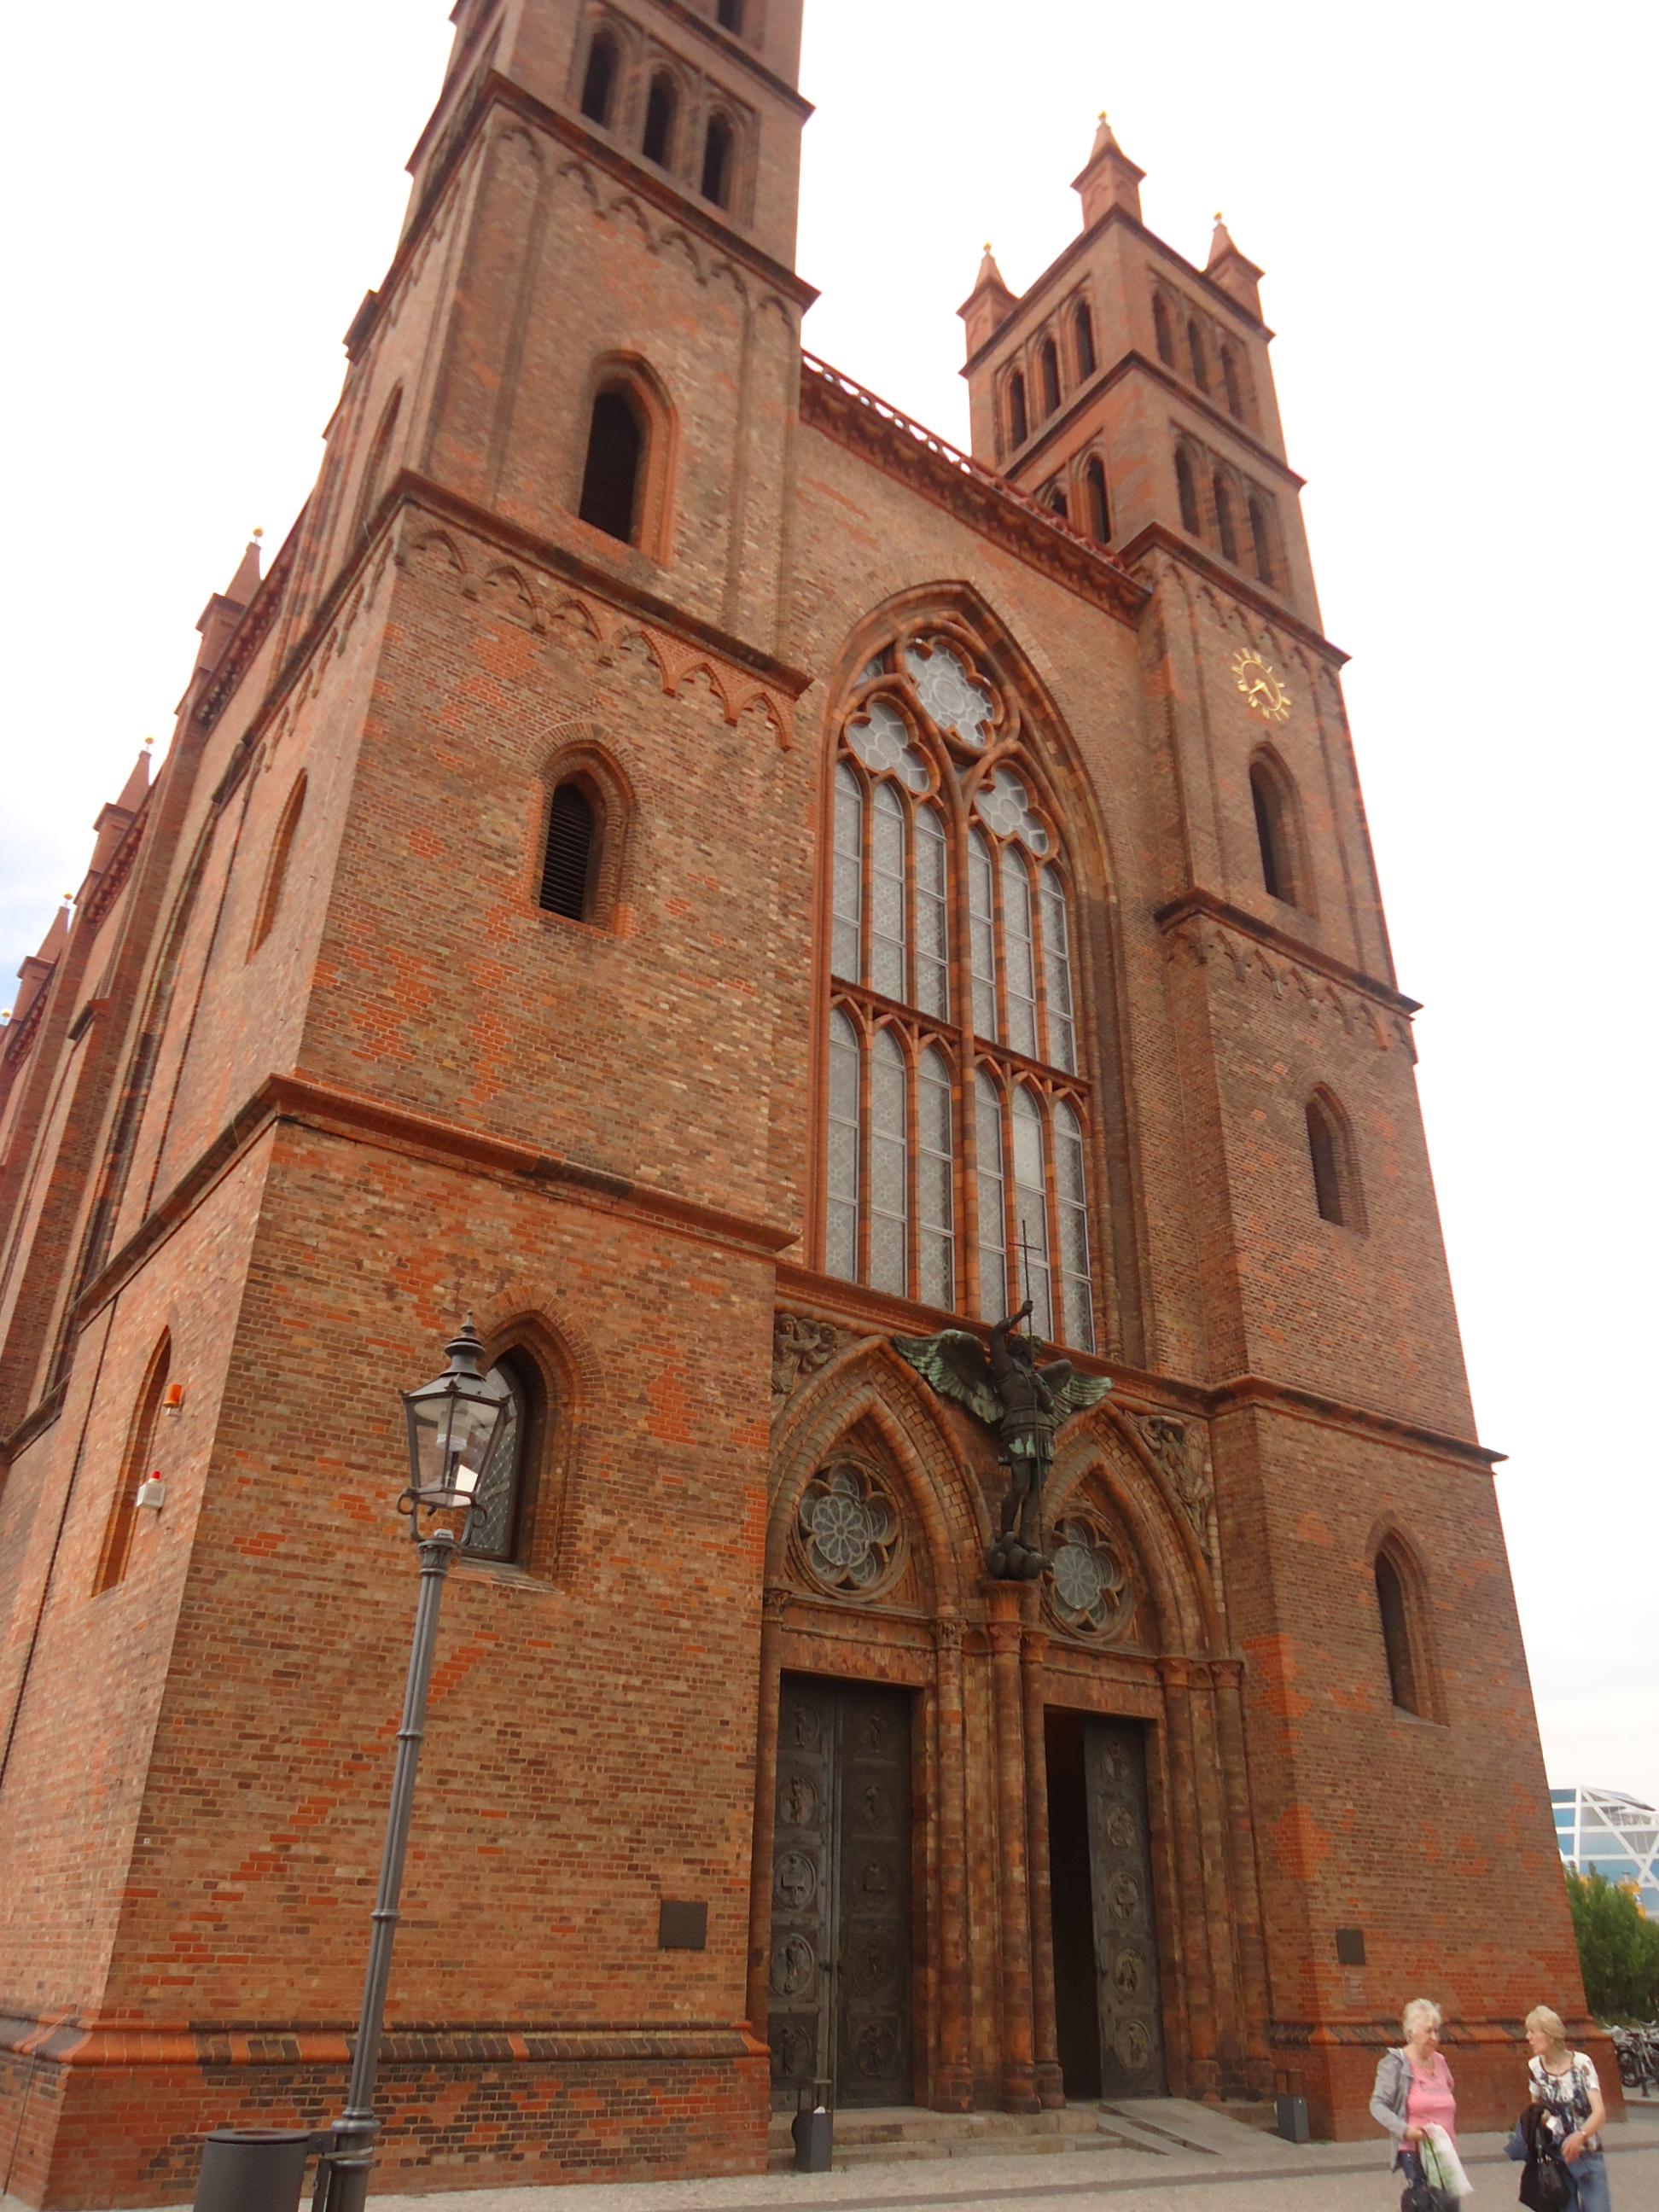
(825, 628, 1097, 1349)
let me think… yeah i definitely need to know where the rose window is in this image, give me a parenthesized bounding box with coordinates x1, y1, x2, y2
(798, 1461, 903, 1598)
(903, 639, 996, 748)
(1049, 1516, 1135, 1638)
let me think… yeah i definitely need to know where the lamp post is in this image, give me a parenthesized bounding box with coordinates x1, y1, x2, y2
(319, 1318, 509, 2212)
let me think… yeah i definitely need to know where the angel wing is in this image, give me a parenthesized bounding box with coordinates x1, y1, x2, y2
(893, 1330, 1004, 1428)
(1039, 1361, 1115, 1420)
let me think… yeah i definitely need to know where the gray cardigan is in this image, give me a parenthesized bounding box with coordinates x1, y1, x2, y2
(1371, 2046, 1455, 2168)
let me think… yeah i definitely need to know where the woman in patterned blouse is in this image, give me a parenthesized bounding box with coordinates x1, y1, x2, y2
(1526, 2005, 1613, 2210)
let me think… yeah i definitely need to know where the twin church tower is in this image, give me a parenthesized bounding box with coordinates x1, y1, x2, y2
(0, 2, 1595, 2202)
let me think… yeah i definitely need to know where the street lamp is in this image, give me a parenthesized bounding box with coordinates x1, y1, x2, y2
(319, 1318, 509, 2212)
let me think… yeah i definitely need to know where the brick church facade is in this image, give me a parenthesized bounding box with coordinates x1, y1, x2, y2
(0, 2, 1601, 2203)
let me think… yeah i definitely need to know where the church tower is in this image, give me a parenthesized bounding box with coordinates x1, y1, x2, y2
(0, 14, 1594, 2204)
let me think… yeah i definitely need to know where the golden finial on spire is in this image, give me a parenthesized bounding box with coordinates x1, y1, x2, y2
(253, 526, 264, 541)
(1098, 110, 1109, 122)
(1214, 210, 1225, 224)
(143, 735, 154, 749)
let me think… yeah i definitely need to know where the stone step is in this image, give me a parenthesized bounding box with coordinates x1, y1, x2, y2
(766, 2109, 1139, 2173)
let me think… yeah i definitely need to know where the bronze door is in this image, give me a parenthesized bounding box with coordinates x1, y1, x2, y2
(1084, 1717, 1167, 2097)
(769, 1675, 912, 2109)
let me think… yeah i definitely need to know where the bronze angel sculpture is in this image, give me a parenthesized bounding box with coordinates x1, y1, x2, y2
(894, 1301, 1112, 1580)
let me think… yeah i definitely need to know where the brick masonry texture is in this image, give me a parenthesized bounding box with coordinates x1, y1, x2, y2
(0, 1, 1610, 2203)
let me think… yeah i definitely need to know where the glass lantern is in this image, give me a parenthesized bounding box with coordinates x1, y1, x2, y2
(399, 1318, 511, 1531)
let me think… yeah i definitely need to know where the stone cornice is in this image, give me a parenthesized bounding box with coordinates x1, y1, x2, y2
(1007, 349, 1303, 492)
(800, 355, 1148, 629)
(1154, 890, 1417, 1016)
(1210, 1374, 1500, 1471)
(75, 1074, 798, 1329)
(1127, 526, 1348, 667)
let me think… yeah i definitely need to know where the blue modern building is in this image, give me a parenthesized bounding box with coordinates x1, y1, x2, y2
(1552, 1786, 1659, 1917)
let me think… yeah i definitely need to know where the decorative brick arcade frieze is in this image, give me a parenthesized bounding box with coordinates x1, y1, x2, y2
(1158, 894, 1419, 1057)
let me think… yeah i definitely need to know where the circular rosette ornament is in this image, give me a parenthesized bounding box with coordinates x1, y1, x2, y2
(1048, 1515, 1136, 1639)
(797, 1459, 905, 1599)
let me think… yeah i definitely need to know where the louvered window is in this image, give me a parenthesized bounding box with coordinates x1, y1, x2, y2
(540, 783, 597, 921)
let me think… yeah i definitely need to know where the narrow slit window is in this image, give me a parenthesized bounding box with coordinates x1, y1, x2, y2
(1307, 1093, 1346, 1225)
(1054, 1100, 1094, 1351)
(870, 783, 907, 1001)
(1250, 758, 1301, 908)
(1039, 337, 1062, 416)
(1249, 495, 1275, 586)
(975, 1070, 1007, 1319)
(968, 827, 999, 1041)
(579, 32, 618, 125)
(94, 1335, 171, 1595)
(1376, 1551, 1421, 1714)
(1214, 474, 1239, 564)
(1002, 850, 1039, 1058)
(463, 1358, 531, 1562)
(1011, 1088, 1053, 1341)
(1009, 370, 1029, 447)
(1074, 301, 1097, 379)
(827, 1009, 861, 1281)
(832, 762, 864, 981)
(643, 73, 677, 167)
(1175, 447, 1201, 534)
(870, 1029, 909, 1295)
(914, 804, 950, 1018)
(579, 387, 643, 544)
(1153, 293, 1174, 365)
(1187, 317, 1209, 390)
(1221, 343, 1245, 420)
(539, 782, 597, 920)
(248, 772, 307, 958)
(701, 114, 733, 207)
(918, 1047, 956, 1310)
(1085, 457, 1110, 543)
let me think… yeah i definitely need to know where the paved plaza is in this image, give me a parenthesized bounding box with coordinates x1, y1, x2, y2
(8, 2096, 1655, 2212)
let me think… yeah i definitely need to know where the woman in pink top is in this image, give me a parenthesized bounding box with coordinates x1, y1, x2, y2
(1371, 1998, 1461, 2193)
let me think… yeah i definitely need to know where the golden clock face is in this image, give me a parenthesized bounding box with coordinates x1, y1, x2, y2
(1230, 647, 1291, 724)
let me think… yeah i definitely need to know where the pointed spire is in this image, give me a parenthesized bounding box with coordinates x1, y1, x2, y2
(1074, 109, 1144, 230)
(114, 742, 153, 817)
(1205, 209, 1265, 319)
(226, 528, 264, 608)
(9, 902, 72, 1026)
(958, 242, 1018, 358)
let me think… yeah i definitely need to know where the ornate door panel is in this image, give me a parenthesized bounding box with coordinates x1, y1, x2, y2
(834, 1683, 911, 2106)
(768, 1675, 911, 2110)
(1084, 1717, 1167, 2098)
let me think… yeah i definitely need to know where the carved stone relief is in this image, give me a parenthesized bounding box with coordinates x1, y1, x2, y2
(771, 1312, 840, 1413)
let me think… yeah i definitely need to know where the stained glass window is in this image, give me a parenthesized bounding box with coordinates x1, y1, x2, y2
(870, 1029, 909, 1295)
(870, 784, 907, 1001)
(915, 806, 949, 1019)
(1042, 875, 1077, 1074)
(828, 1008, 860, 1280)
(847, 697, 928, 790)
(975, 1070, 1006, 1320)
(1011, 1088, 1053, 1340)
(1003, 852, 1039, 1059)
(918, 1048, 955, 1309)
(824, 626, 1098, 1347)
(969, 828, 998, 1041)
(1055, 1099, 1094, 1352)
(832, 763, 861, 982)
(904, 639, 996, 748)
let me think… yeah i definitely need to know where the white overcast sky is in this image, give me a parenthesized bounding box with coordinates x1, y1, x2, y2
(3, 3, 1655, 1812)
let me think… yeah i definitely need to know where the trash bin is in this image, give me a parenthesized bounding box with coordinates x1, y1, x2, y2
(193, 2128, 320, 2212)
(1274, 2093, 1310, 2144)
(792, 2081, 834, 2173)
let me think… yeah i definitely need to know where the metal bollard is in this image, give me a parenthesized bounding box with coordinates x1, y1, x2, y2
(792, 2079, 834, 2173)
(193, 2128, 322, 2212)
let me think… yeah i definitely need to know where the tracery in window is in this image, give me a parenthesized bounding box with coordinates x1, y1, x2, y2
(824, 623, 1097, 1348)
